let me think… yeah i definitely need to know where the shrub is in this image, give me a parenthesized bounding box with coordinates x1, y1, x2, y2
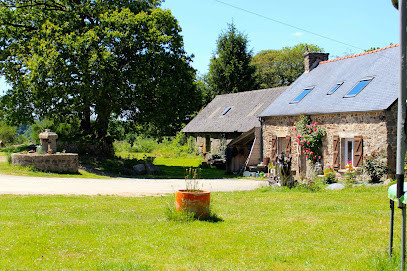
(0, 123, 17, 143)
(323, 166, 336, 184)
(113, 131, 197, 158)
(362, 151, 388, 183)
(344, 161, 356, 184)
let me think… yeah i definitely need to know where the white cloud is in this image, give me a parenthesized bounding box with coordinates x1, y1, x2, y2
(293, 32, 304, 36)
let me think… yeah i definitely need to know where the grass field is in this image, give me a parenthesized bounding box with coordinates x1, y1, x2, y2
(0, 185, 400, 270)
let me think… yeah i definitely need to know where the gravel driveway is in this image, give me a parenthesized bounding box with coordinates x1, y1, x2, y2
(0, 174, 269, 196)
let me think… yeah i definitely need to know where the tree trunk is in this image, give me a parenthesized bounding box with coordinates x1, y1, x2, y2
(80, 106, 92, 137)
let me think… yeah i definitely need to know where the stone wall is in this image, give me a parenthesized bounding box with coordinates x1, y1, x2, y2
(11, 153, 79, 173)
(262, 104, 397, 177)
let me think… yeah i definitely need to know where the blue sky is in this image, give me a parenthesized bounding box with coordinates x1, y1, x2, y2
(162, 0, 399, 75)
(0, 0, 399, 92)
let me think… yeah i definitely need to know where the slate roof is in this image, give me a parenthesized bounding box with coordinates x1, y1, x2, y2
(183, 87, 287, 133)
(259, 44, 399, 117)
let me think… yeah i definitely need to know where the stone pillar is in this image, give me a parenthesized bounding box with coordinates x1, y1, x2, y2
(39, 129, 58, 154)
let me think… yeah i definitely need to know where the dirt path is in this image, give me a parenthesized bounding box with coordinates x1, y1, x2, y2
(0, 174, 269, 196)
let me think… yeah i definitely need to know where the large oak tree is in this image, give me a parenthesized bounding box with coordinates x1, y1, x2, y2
(0, 0, 201, 147)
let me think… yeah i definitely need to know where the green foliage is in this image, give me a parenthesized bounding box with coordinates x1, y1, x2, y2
(36, 146, 45, 154)
(294, 115, 326, 165)
(164, 204, 195, 222)
(206, 22, 259, 100)
(113, 132, 197, 158)
(364, 43, 394, 52)
(0, 144, 30, 153)
(195, 74, 212, 107)
(323, 166, 336, 184)
(0, 122, 17, 143)
(6, 152, 11, 164)
(0, 0, 200, 146)
(295, 178, 324, 192)
(252, 43, 324, 89)
(362, 151, 389, 183)
(344, 161, 356, 184)
(165, 203, 223, 223)
(114, 137, 158, 154)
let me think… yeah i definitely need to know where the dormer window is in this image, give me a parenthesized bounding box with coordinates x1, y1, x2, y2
(290, 87, 314, 104)
(344, 78, 373, 98)
(327, 83, 343, 95)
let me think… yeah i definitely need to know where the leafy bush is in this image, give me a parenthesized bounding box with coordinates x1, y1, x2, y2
(344, 161, 356, 184)
(0, 122, 17, 143)
(113, 137, 158, 153)
(323, 166, 336, 184)
(295, 177, 325, 192)
(362, 151, 388, 183)
(114, 131, 197, 158)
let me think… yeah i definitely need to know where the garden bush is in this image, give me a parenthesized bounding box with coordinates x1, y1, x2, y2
(113, 132, 197, 158)
(362, 151, 388, 183)
(0, 122, 17, 143)
(323, 166, 336, 184)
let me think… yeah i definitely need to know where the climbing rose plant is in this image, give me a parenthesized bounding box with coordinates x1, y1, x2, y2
(293, 115, 326, 165)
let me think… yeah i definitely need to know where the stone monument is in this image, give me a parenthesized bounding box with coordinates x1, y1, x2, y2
(39, 129, 58, 154)
(11, 130, 78, 173)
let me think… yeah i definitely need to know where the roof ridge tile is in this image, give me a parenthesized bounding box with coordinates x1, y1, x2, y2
(320, 44, 399, 64)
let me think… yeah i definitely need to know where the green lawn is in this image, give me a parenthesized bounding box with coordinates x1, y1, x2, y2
(0, 185, 400, 270)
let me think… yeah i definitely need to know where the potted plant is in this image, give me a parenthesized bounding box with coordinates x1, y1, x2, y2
(175, 168, 211, 218)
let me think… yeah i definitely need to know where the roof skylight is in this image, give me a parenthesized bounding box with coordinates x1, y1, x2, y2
(344, 79, 372, 97)
(222, 106, 231, 115)
(327, 83, 343, 95)
(290, 88, 313, 104)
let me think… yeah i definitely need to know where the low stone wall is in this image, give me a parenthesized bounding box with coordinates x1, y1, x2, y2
(11, 153, 79, 173)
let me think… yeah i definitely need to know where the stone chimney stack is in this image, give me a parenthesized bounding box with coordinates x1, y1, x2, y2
(304, 51, 329, 73)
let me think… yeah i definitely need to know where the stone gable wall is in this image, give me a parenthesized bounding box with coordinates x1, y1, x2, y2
(262, 104, 397, 177)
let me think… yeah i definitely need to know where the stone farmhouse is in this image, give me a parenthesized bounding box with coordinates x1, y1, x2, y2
(259, 44, 399, 177)
(183, 87, 287, 172)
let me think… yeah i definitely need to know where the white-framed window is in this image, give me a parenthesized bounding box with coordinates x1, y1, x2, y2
(344, 139, 354, 166)
(333, 135, 363, 170)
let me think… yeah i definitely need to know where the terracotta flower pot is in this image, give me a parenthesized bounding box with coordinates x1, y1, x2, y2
(175, 190, 211, 218)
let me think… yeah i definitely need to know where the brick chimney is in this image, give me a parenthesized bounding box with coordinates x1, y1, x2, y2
(304, 51, 329, 73)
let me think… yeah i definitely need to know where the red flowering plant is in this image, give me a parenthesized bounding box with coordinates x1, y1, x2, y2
(293, 115, 326, 165)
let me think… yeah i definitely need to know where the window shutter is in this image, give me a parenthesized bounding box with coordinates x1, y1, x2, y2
(333, 135, 340, 170)
(285, 135, 291, 156)
(354, 136, 363, 167)
(271, 135, 277, 162)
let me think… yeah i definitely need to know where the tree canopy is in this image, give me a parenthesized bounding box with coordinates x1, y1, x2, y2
(251, 43, 324, 89)
(206, 23, 259, 100)
(0, 0, 201, 146)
